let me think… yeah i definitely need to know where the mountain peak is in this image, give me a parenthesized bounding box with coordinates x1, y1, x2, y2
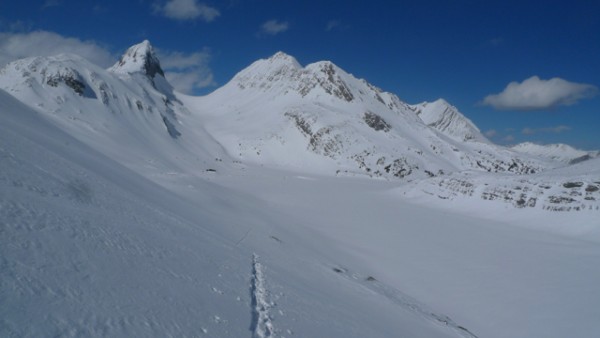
(109, 40, 165, 78)
(432, 98, 450, 106)
(414, 99, 487, 142)
(267, 51, 302, 68)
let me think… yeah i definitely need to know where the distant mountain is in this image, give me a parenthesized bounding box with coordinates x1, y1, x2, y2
(511, 142, 597, 164)
(411, 98, 488, 143)
(181, 52, 545, 180)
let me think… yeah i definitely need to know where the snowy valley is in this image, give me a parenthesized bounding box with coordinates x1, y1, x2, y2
(1, 41, 599, 338)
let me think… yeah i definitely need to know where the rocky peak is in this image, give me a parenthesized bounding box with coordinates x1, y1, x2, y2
(268, 51, 302, 67)
(109, 40, 165, 79)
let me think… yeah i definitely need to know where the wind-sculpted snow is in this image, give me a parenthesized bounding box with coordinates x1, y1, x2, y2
(330, 265, 478, 338)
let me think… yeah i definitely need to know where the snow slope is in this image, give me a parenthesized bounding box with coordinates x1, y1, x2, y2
(1, 88, 474, 337)
(2, 43, 600, 338)
(0, 42, 229, 178)
(512, 142, 596, 164)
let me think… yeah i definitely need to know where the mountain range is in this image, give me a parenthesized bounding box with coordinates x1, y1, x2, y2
(1, 40, 596, 212)
(1, 40, 599, 338)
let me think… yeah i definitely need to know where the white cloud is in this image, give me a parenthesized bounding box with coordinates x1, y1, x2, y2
(158, 49, 216, 94)
(260, 20, 289, 36)
(484, 129, 497, 138)
(483, 76, 598, 110)
(159, 50, 209, 69)
(521, 125, 571, 135)
(159, 0, 220, 22)
(521, 127, 535, 135)
(503, 134, 515, 142)
(165, 71, 215, 93)
(0, 31, 115, 68)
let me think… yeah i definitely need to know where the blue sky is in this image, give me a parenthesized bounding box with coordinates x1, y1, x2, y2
(1, 0, 599, 149)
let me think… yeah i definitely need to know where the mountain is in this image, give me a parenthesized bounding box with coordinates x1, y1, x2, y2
(180, 52, 545, 180)
(511, 142, 597, 164)
(2, 42, 600, 338)
(411, 98, 488, 143)
(108, 40, 175, 98)
(0, 42, 227, 176)
(109, 40, 165, 78)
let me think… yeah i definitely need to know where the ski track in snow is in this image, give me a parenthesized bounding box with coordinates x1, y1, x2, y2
(332, 266, 478, 338)
(250, 254, 274, 338)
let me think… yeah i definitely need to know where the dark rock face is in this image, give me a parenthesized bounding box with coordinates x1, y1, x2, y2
(316, 63, 354, 102)
(142, 52, 165, 79)
(569, 155, 591, 165)
(285, 112, 342, 157)
(161, 115, 181, 139)
(113, 41, 165, 79)
(432, 175, 600, 211)
(563, 182, 584, 188)
(45, 69, 91, 97)
(363, 112, 391, 132)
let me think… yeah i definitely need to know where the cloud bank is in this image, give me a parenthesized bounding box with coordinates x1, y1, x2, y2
(0, 30, 215, 95)
(483, 76, 598, 110)
(0, 31, 115, 68)
(158, 0, 220, 22)
(158, 49, 216, 94)
(260, 20, 289, 36)
(521, 125, 571, 135)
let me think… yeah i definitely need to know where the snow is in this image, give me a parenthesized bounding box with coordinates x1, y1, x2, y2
(108, 40, 164, 78)
(413, 98, 489, 143)
(511, 141, 593, 163)
(2, 44, 600, 338)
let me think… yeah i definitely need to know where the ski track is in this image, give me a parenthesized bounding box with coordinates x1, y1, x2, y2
(250, 254, 274, 338)
(332, 266, 478, 338)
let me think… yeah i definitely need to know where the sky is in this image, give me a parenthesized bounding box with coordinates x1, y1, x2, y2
(1, 0, 599, 149)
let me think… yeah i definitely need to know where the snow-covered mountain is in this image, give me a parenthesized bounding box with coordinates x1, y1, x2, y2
(511, 142, 597, 164)
(0, 41, 227, 176)
(411, 98, 488, 143)
(2, 41, 600, 338)
(181, 52, 545, 180)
